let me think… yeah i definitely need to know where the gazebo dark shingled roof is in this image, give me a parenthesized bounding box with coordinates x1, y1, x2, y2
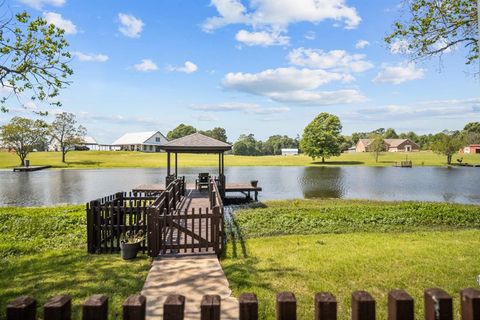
(160, 132, 231, 153)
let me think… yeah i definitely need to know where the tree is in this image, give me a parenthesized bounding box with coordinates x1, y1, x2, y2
(300, 113, 343, 163)
(167, 124, 197, 140)
(384, 128, 399, 139)
(200, 127, 227, 142)
(49, 112, 86, 163)
(264, 135, 298, 155)
(233, 134, 259, 156)
(386, 0, 479, 66)
(0, 117, 48, 165)
(0, 9, 73, 112)
(464, 122, 480, 133)
(431, 131, 465, 164)
(369, 134, 387, 163)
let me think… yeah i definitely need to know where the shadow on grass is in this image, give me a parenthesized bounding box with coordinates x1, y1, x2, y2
(0, 250, 150, 319)
(311, 161, 364, 165)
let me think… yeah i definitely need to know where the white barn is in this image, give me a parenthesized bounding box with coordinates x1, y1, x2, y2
(112, 131, 168, 152)
(281, 148, 299, 156)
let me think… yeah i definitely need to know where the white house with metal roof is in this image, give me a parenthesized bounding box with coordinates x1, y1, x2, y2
(112, 131, 168, 152)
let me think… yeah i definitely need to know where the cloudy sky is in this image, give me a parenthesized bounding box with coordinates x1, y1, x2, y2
(1, 0, 479, 143)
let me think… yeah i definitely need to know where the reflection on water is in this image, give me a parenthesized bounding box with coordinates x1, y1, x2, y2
(0, 166, 479, 206)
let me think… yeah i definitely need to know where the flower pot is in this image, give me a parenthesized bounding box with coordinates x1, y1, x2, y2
(120, 241, 140, 260)
(250, 180, 258, 187)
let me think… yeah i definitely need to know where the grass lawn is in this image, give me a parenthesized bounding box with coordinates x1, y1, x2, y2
(221, 199, 480, 319)
(0, 205, 151, 319)
(0, 150, 479, 169)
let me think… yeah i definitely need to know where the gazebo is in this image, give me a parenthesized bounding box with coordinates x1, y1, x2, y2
(160, 133, 232, 196)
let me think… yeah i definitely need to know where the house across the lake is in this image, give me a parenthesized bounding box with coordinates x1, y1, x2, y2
(281, 148, 299, 156)
(112, 131, 168, 152)
(460, 144, 480, 154)
(356, 139, 420, 152)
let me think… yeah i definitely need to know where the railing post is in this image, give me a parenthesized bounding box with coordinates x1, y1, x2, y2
(7, 296, 36, 320)
(424, 288, 452, 320)
(239, 293, 258, 320)
(352, 291, 375, 320)
(315, 292, 337, 320)
(461, 288, 480, 320)
(164, 295, 185, 320)
(44, 295, 72, 320)
(388, 290, 413, 320)
(82, 294, 108, 320)
(276, 292, 296, 320)
(123, 295, 146, 320)
(201, 295, 221, 320)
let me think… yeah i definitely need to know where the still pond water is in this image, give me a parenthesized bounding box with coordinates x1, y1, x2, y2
(0, 166, 479, 206)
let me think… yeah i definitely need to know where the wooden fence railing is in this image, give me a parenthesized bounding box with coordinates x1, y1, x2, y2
(6, 288, 480, 320)
(209, 178, 225, 254)
(87, 178, 185, 255)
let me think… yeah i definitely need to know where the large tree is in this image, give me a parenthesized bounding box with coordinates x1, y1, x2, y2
(0, 9, 72, 112)
(0, 116, 48, 165)
(300, 113, 343, 163)
(200, 127, 227, 142)
(233, 134, 260, 156)
(384, 128, 399, 139)
(431, 131, 465, 164)
(49, 112, 86, 163)
(386, 0, 479, 66)
(167, 124, 197, 140)
(369, 134, 387, 163)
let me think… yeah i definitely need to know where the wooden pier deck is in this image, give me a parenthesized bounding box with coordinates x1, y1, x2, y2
(13, 165, 51, 172)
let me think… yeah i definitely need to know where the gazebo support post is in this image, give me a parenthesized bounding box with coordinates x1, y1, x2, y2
(175, 153, 178, 178)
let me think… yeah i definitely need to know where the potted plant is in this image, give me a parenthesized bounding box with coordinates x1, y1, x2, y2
(250, 180, 258, 187)
(120, 230, 144, 260)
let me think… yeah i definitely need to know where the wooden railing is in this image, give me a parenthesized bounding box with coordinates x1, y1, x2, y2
(7, 288, 480, 320)
(209, 177, 225, 255)
(86, 192, 157, 254)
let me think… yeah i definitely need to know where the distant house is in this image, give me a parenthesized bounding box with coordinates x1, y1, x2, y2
(112, 131, 168, 152)
(49, 135, 100, 151)
(356, 139, 420, 152)
(460, 144, 480, 154)
(79, 136, 98, 150)
(281, 148, 298, 156)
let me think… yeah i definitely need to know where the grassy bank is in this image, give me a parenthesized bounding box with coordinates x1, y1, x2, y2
(0, 150, 479, 169)
(221, 199, 480, 319)
(0, 205, 151, 319)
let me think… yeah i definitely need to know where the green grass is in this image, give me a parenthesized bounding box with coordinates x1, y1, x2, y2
(221, 199, 480, 319)
(0, 205, 151, 319)
(0, 150, 479, 168)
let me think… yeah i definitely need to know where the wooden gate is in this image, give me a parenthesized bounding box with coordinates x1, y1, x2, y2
(147, 178, 225, 257)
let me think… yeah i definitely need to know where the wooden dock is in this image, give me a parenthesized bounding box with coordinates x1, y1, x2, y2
(13, 165, 51, 172)
(134, 182, 262, 201)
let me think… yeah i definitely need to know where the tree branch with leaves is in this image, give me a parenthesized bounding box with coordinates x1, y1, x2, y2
(0, 6, 73, 113)
(49, 112, 86, 163)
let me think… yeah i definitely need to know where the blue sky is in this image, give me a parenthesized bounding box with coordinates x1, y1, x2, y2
(2, 0, 479, 143)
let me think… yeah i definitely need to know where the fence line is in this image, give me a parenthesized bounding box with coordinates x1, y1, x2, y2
(7, 288, 480, 320)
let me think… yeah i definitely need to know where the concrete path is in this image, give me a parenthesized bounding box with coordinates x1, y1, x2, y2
(141, 254, 238, 319)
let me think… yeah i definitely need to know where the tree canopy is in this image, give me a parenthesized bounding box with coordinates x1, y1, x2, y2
(0, 116, 49, 165)
(300, 112, 343, 162)
(431, 131, 465, 164)
(200, 127, 227, 142)
(166, 124, 197, 140)
(0, 9, 73, 112)
(49, 112, 86, 162)
(386, 0, 479, 66)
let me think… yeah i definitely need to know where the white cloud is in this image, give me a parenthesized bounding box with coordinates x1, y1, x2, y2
(43, 12, 77, 34)
(133, 59, 158, 72)
(355, 40, 370, 49)
(72, 52, 109, 62)
(118, 13, 144, 38)
(373, 62, 425, 85)
(390, 39, 411, 54)
(223, 67, 366, 105)
(167, 61, 198, 74)
(19, 0, 65, 10)
(235, 29, 289, 46)
(288, 48, 374, 73)
(203, 0, 361, 32)
(191, 102, 290, 114)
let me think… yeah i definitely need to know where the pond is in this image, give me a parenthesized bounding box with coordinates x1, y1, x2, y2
(0, 166, 479, 206)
